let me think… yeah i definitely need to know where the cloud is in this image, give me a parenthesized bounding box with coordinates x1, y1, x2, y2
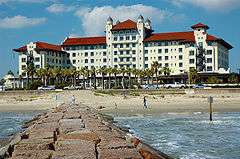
(170, 0, 240, 11)
(75, 4, 181, 36)
(0, 15, 46, 29)
(46, 3, 76, 13)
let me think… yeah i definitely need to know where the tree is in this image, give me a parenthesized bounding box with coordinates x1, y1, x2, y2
(126, 67, 132, 89)
(90, 67, 97, 89)
(112, 67, 119, 88)
(98, 67, 107, 89)
(79, 67, 87, 89)
(26, 63, 36, 84)
(36, 68, 45, 84)
(151, 61, 160, 86)
(120, 67, 127, 89)
(162, 67, 171, 76)
(228, 74, 238, 83)
(189, 68, 199, 84)
(107, 67, 114, 89)
(206, 76, 221, 84)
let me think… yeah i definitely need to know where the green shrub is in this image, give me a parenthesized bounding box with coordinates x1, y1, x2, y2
(27, 81, 43, 90)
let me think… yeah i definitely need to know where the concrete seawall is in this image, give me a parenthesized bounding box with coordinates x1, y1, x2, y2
(1, 103, 173, 159)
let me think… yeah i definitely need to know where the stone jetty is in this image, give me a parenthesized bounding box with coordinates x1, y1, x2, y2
(2, 103, 173, 159)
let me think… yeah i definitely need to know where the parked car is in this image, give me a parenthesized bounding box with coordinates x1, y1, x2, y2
(192, 83, 206, 89)
(142, 84, 161, 89)
(164, 82, 186, 89)
(63, 85, 83, 90)
(38, 86, 55, 91)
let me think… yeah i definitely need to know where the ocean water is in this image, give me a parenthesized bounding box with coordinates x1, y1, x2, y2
(0, 111, 42, 140)
(114, 112, 240, 159)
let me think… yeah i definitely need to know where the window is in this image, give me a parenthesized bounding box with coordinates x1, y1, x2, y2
(21, 58, 26, 62)
(103, 52, 107, 56)
(189, 51, 194, 56)
(207, 66, 212, 71)
(132, 50, 136, 55)
(126, 58, 130, 62)
(165, 63, 169, 67)
(145, 50, 148, 54)
(85, 52, 88, 57)
(85, 59, 88, 63)
(198, 42, 203, 47)
(158, 49, 162, 53)
(67, 60, 70, 64)
(158, 56, 162, 61)
(91, 52, 94, 56)
(120, 36, 124, 41)
(126, 36, 130, 40)
(114, 51, 117, 55)
(22, 65, 26, 70)
(72, 60, 76, 64)
(114, 37, 117, 41)
(120, 51, 123, 55)
(145, 64, 148, 68)
(179, 63, 183, 67)
(114, 44, 117, 48)
(145, 57, 148, 61)
(207, 58, 212, 63)
(165, 49, 168, 53)
(189, 59, 195, 64)
(73, 53, 76, 57)
(133, 64, 136, 68)
(179, 55, 183, 60)
(132, 36, 136, 40)
(103, 58, 107, 63)
(114, 58, 117, 62)
(165, 56, 169, 60)
(126, 44, 129, 48)
(91, 59, 94, 63)
(35, 65, 40, 68)
(35, 57, 40, 62)
(179, 48, 183, 53)
(132, 57, 136, 62)
(120, 44, 123, 48)
(207, 50, 212, 55)
(132, 43, 136, 47)
(126, 50, 130, 55)
(120, 58, 123, 62)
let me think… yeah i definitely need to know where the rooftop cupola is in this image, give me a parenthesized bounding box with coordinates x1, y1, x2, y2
(145, 18, 151, 29)
(107, 16, 113, 25)
(137, 15, 144, 23)
(191, 22, 209, 30)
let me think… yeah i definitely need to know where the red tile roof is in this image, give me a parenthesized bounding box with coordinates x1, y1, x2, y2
(13, 42, 64, 52)
(111, 19, 137, 31)
(35, 41, 63, 52)
(144, 31, 195, 42)
(191, 23, 209, 29)
(62, 36, 106, 46)
(13, 45, 27, 52)
(144, 31, 233, 49)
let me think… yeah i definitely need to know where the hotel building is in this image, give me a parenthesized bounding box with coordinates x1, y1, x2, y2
(14, 15, 233, 77)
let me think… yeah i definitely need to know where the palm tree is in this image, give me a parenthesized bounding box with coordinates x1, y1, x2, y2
(51, 67, 61, 84)
(26, 63, 36, 84)
(69, 67, 77, 86)
(162, 67, 171, 76)
(98, 67, 107, 89)
(189, 68, 199, 84)
(151, 61, 160, 87)
(18, 74, 23, 88)
(90, 67, 97, 89)
(120, 67, 127, 89)
(36, 68, 45, 84)
(126, 67, 132, 89)
(107, 67, 114, 89)
(112, 67, 119, 88)
(131, 68, 138, 85)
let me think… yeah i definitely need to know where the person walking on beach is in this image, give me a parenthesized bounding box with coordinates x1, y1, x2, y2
(143, 96, 147, 109)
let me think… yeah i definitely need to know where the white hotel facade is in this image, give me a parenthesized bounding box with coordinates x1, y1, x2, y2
(14, 15, 232, 77)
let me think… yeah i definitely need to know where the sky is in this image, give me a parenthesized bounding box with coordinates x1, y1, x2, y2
(0, 0, 240, 78)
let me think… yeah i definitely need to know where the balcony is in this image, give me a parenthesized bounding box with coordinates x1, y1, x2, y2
(118, 61, 132, 65)
(118, 54, 132, 58)
(118, 47, 132, 51)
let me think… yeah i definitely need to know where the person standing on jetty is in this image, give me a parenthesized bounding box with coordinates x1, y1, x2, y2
(143, 96, 147, 109)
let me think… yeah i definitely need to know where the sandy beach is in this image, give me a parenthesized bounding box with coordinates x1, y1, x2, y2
(1, 89, 240, 114)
